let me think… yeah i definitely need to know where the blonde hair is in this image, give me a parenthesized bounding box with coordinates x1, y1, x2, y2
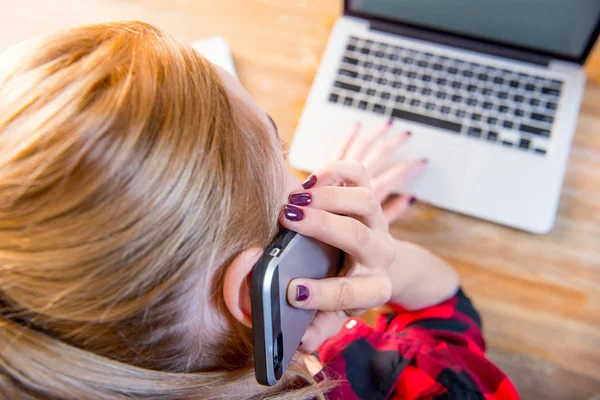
(0, 22, 329, 399)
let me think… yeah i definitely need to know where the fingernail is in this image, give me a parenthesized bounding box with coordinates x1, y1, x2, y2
(284, 204, 304, 221)
(387, 117, 393, 126)
(405, 131, 412, 137)
(289, 192, 312, 206)
(302, 175, 317, 189)
(409, 196, 417, 205)
(420, 158, 429, 164)
(296, 285, 309, 301)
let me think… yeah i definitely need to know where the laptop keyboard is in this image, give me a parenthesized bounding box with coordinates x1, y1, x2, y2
(328, 36, 564, 156)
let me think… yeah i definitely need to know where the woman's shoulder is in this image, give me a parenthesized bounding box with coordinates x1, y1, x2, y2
(314, 290, 520, 400)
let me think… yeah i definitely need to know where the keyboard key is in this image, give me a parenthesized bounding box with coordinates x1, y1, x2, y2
(381, 92, 391, 100)
(358, 100, 368, 109)
(503, 120, 514, 129)
(482, 88, 493, 96)
(493, 77, 504, 84)
(343, 96, 354, 106)
(392, 81, 402, 88)
(373, 104, 386, 114)
(437, 92, 448, 99)
(451, 81, 462, 89)
(530, 98, 540, 106)
(502, 140, 514, 147)
(467, 127, 482, 137)
(483, 102, 494, 110)
(467, 98, 478, 106)
(422, 74, 432, 82)
(471, 113, 482, 121)
(530, 113, 554, 123)
(366, 88, 376, 96)
(541, 87, 560, 96)
(334, 81, 361, 92)
(374, 50, 384, 58)
(448, 67, 458, 74)
(410, 99, 421, 107)
(487, 117, 498, 125)
(391, 108, 462, 133)
(339, 68, 358, 78)
(407, 85, 417, 92)
(363, 74, 374, 82)
(433, 63, 443, 71)
(388, 54, 399, 61)
(436, 77, 448, 85)
(534, 148, 547, 155)
(509, 80, 520, 88)
(451, 95, 463, 103)
(403, 57, 414, 64)
(377, 65, 388, 72)
(462, 70, 474, 77)
(519, 138, 531, 149)
(519, 124, 550, 137)
(417, 60, 428, 67)
(547, 102, 557, 110)
(467, 84, 477, 92)
(407, 71, 417, 79)
(392, 68, 403, 75)
(365, 39, 374, 45)
(425, 102, 435, 110)
(525, 83, 536, 91)
(487, 131, 498, 141)
(329, 93, 339, 103)
(347, 44, 357, 52)
(377, 77, 388, 85)
(477, 73, 489, 81)
(498, 105, 509, 113)
(343, 56, 359, 65)
(395, 95, 406, 103)
(441, 106, 451, 114)
(360, 48, 370, 55)
(364, 61, 374, 68)
(498, 91, 509, 99)
(514, 109, 525, 117)
(551, 79, 563, 86)
(514, 95, 524, 103)
(456, 109, 467, 118)
(422, 88, 433, 95)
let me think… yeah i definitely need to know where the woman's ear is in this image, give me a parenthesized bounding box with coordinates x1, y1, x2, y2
(223, 247, 263, 328)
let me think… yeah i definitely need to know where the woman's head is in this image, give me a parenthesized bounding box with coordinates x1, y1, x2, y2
(0, 21, 315, 398)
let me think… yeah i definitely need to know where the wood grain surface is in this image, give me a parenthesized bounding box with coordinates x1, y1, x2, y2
(0, 1, 598, 399)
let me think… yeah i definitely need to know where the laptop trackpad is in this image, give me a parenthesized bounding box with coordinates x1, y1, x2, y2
(392, 134, 472, 206)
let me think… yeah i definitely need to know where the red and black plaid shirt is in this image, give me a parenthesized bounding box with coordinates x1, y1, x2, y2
(315, 289, 519, 400)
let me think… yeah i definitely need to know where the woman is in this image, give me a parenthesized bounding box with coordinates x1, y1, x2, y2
(0, 22, 518, 399)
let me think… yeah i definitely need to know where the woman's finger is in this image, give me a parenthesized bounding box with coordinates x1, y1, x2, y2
(343, 119, 393, 162)
(361, 131, 411, 177)
(371, 159, 427, 201)
(299, 311, 348, 354)
(280, 205, 392, 266)
(287, 274, 392, 312)
(334, 122, 361, 160)
(302, 160, 371, 190)
(382, 194, 416, 223)
(288, 186, 387, 232)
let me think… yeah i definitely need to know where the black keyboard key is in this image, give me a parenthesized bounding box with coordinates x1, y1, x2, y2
(395, 95, 406, 103)
(441, 106, 451, 114)
(417, 60, 428, 67)
(498, 105, 509, 113)
(374, 50, 384, 58)
(437, 91, 448, 99)
(339, 68, 358, 78)
(503, 120, 514, 129)
(483, 102, 493, 110)
(520, 124, 550, 137)
(365, 39, 373, 45)
(425, 102, 435, 110)
(509, 80, 520, 88)
(534, 148, 547, 155)
(471, 113, 482, 121)
(407, 85, 417, 92)
(448, 67, 458, 74)
(410, 99, 421, 107)
(467, 98, 478, 106)
(407, 71, 417, 79)
(498, 91, 509, 99)
(388, 54, 399, 61)
(422, 74, 432, 82)
(467, 127, 482, 137)
(343, 56, 359, 65)
(451, 81, 462, 89)
(360, 48, 370, 55)
(514, 109, 525, 117)
(456, 109, 467, 118)
(436, 77, 448, 85)
(541, 87, 560, 96)
(392, 81, 402, 89)
(373, 104, 386, 114)
(347, 44, 357, 52)
(366, 88, 376, 96)
(381, 92, 391, 100)
(377, 65, 388, 72)
(493, 77, 504, 84)
(487, 131, 498, 141)
(525, 83, 536, 91)
(466, 84, 477, 92)
(482, 88, 493, 96)
(502, 140, 513, 147)
(462, 70, 474, 77)
(551, 79, 562, 86)
(530, 113, 554, 123)
(363, 74, 374, 82)
(422, 88, 432, 95)
(514, 95, 524, 103)
(334, 81, 361, 92)
(519, 138, 531, 149)
(392, 67, 403, 75)
(547, 102, 557, 110)
(403, 57, 414, 64)
(391, 108, 462, 133)
(451, 95, 463, 103)
(343, 96, 354, 106)
(477, 73, 489, 81)
(530, 98, 540, 106)
(487, 117, 498, 125)
(377, 78, 388, 85)
(358, 100, 368, 109)
(329, 93, 339, 103)
(364, 61, 374, 68)
(433, 63, 443, 71)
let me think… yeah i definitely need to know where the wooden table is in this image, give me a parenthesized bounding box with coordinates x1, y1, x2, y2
(1, 1, 598, 399)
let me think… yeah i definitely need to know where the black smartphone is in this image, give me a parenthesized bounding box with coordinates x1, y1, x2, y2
(251, 229, 343, 386)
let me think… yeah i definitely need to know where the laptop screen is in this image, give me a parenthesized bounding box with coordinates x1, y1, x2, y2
(348, 0, 600, 62)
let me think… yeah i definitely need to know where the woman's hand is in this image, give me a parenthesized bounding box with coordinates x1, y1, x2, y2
(280, 161, 398, 353)
(334, 119, 426, 223)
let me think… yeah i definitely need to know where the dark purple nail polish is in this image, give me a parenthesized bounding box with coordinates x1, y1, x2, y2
(302, 175, 317, 189)
(406, 131, 412, 136)
(289, 192, 312, 206)
(296, 285, 309, 301)
(409, 196, 417, 205)
(284, 204, 304, 221)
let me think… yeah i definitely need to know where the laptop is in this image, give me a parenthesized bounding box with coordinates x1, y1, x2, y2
(289, 0, 600, 233)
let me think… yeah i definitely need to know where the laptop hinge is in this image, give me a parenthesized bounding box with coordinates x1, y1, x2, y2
(370, 20, 551, 67)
